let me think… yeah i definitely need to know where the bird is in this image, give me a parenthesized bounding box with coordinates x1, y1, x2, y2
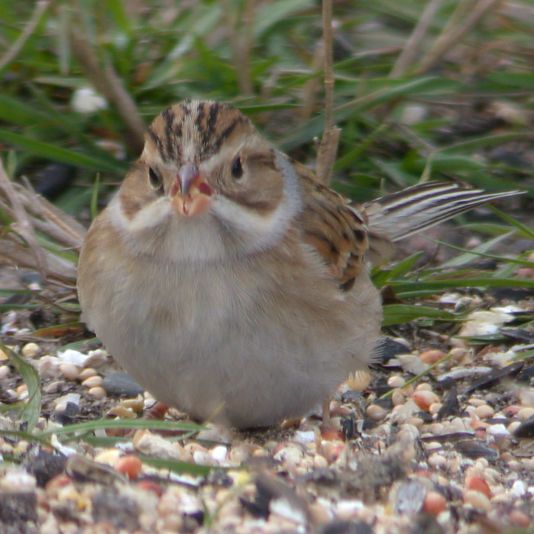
(77, 100, 519, 429)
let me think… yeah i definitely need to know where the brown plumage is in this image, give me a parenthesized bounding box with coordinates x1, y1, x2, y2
(78, 100, 519, 428)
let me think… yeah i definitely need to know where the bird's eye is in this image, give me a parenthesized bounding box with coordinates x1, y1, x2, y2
(231, 156, 243, 180)
(148, 167, 163, 192)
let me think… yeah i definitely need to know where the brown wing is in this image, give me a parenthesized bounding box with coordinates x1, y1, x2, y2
(293, 162, 369, 291)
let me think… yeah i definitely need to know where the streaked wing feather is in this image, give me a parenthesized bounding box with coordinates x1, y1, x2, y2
(294, 162, 369, 290)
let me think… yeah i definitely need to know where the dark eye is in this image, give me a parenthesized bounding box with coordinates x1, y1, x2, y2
(148, 167, 163, 192)
(231, 156, 243, 180)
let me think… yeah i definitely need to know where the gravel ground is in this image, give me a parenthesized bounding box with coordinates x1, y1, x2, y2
(0, 268, 533, 533)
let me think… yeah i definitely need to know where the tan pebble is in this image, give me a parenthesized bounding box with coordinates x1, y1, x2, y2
(507, 421, 521, 434)
(229, 445, 251, 465)
(413, 390, 439, 411)
(366, 404, 387, 421)
(429, 402, 442, 415)
(94, 449, 121, 466)
(521, 458, 534, 471)
(468, 398, 486, 407)
(415, 383, 433, 392)
(87, 386, 106, 399)
(423, 491, 447, 515)
(387, 376, 405, 388)
(464, 489, 491, 511)
(509, 509, 531, 528)
(107, 405, 136, 419)
(475, 405, 495, 419)
(16, 384, 28, 399)
(22, 343, 40, 358)
(82, 375, 103, 388)
(0, 349, 8, 361)
(517, 407, 534, 421)
(309, 501, 332, 524)
(0, 365, 10, 380)
(424, 441, 442, 452)
(336, 500, 364, 521)
(406, 416, 424, 428)
(59, 363, 81, 380)
(449, 347, 468, 361)
(391, 389, 405, 406)
(428, 453, 447, 468)
(420, 349, 446, 364)
(120, 398, 144, 413)
(314, 454, 328, 469)
(78, 368, 97, 381)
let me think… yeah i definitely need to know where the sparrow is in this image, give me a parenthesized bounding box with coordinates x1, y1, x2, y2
(77, 100, 518, 429)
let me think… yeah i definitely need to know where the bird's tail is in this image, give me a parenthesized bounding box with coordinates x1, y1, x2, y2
(362, 181, 522, 264)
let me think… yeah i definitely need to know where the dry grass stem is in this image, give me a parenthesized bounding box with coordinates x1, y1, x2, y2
(416, 0, 503, 74)
(390, 0, 444, 77)
(316, 0, 340, 185)
(224, 0, 255, 96)
(0, 0, 51, 72)
(0, 160, 47, 278)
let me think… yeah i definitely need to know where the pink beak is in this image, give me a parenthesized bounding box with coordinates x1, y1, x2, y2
(170, 163, 213, 217)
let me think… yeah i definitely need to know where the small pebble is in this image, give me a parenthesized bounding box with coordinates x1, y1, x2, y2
(463, 489, 491, 512)
(115, 455, 142, 480)
(81, 375, 103, 388)
(475, 405, 495, 419)
(391, 390, 405, 406)
(0, 365, 10, 379)
(59, 363, 80, 381)
(78, 368, 97, 381)
(465, 474, 492, 498)
(387, 376, 405, 388)
(420, 349, 446, 364)
(22, 342, 40, 358)
(428, 453, 447, 469)
(517, 407, 534, 421)
(87, 386, 106, 399)
(413, 390, 439, 411)
(366, 404, 387, 421)
(423, 491, 447, 515)
(509, 509, 531, 528)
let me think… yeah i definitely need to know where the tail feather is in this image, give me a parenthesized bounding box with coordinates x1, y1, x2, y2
(362, 181, 522, 264)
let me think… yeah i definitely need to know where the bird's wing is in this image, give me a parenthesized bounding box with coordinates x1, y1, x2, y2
(294, 162, 371, 291)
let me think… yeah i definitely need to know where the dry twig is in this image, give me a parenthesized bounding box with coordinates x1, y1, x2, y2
(316, 0, 341, 185)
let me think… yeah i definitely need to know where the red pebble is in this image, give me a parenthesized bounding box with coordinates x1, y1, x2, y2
(423, 491, 447, 515)
(115, 455, 143, 480)
(465, 474, 492, 498)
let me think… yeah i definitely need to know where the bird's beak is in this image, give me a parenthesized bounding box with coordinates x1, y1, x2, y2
(170, 163, 213, 217)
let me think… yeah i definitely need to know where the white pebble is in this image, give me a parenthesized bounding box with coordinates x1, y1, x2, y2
(71, 87, 108, 114)
(428, 453, 447, 468)
(387, 376, 405, 388)
(0, 365, 10, 379)
(210, 445, 227, 464)
(336, 499, 364, 520)
(57, 349, 90, 367)
(294, 431, 316, 444)
(0, 470, 36, 491)
(21, 343, 40, 358)
(510, 480, 526, 498)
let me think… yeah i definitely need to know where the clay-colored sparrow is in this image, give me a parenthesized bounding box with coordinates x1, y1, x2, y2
(77, 100, 517, 428)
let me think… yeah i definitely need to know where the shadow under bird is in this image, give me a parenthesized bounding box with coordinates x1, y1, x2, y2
(77, 100, 520, 429)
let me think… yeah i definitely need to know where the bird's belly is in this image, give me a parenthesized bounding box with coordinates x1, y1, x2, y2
(89, 261, 381, 428)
